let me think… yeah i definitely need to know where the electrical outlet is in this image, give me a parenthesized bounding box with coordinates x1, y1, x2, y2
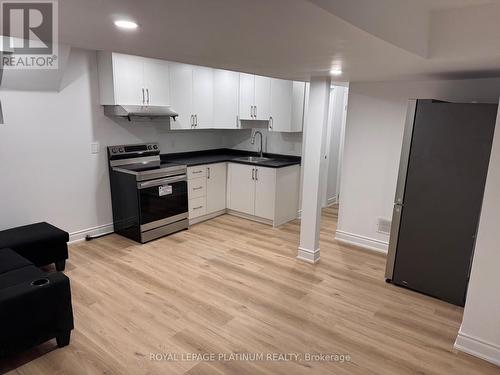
(377, 217, 392, 234)
(91, 142, 100, 154)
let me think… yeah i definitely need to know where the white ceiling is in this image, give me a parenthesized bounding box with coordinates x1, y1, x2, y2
(57, 0, 500, 82)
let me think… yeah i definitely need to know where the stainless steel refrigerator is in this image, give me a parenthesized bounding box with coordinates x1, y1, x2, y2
(385, 99, 497, 306)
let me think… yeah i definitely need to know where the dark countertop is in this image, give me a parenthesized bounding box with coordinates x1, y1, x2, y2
(161, 149, 301, 168)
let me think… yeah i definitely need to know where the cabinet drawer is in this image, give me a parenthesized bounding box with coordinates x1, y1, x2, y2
(189, 197, 207, 219)
(188, 177, 207, 199)
(188, 166, 206, 179)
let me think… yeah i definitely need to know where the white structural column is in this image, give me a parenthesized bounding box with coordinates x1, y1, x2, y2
(298, 77, 331, 263)
(455, 104, 500, 366)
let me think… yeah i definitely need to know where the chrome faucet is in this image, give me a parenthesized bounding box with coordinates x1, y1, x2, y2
(251, 130, 264, 158)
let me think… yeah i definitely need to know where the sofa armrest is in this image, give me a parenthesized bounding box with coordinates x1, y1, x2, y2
(0, 272, 74, 351)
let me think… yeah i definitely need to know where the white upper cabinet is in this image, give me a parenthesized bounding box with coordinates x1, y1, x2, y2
(269, 78, 293, 132)
(290, 81, 306, 132)
(239, 73, 255, 120)
(254, 75, 271, 120)
(112, 54, 144, 105)
(97, 52, 170, 106)
(98, 51, 307, 132)
(169, 62, 194, 129)
(143, 58, 170, 106)
(238, 73, 271, 121)
(213, 69, 240, 128)
(192, 66, 214, 129)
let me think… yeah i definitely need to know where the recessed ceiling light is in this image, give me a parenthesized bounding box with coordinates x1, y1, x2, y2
(114, 20, 138, 30)
(330, 68, 342, 76)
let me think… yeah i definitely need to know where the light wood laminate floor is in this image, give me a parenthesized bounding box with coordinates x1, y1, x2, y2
(2, 207, 499, 374)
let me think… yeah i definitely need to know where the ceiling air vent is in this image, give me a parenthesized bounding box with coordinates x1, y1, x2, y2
(377, 217, 392, 234)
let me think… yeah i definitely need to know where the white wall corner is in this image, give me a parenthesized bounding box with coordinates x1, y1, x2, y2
(297, 247, 320, 263)
(455, 329, 500, 367)
(335, 230, 388, 254)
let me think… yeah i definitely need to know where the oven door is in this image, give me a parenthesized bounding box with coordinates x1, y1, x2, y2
(137, 174, 188, 231)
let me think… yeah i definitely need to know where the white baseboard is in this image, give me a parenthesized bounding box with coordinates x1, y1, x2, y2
(226, 210, 273, 226)
(335, 230, 388, 254)
(189, 209, 226, 225)
(326, 196, 337, 206)
(297, 246, 320, 263)
(455, 329, 500, 367)
(69, 222, 114, 244)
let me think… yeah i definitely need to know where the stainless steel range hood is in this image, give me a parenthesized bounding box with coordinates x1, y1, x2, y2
(104, 105, 178, 121)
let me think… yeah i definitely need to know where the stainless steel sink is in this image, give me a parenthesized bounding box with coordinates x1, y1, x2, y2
(233, 156, 273, 163)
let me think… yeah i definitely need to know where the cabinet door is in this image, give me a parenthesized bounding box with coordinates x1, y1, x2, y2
(227, 163, 255, 215)
(192, 66, 214, 128)
(213, 69, 239, 129)
(254, 75, 271, 120)
(239, 73, 255, 120)
(270, 78, 293, 132)
(254, 167, 276, 220)
(143, 59, 170, 106)
(113, 53, 145, 105)
(169, 62, 193, 129)
(291, 81, 306, 132)
(206, 163, 227, 214)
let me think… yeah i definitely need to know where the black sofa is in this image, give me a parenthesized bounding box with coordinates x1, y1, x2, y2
(0, 222, 69, 271)
(0, 223, 74, 357)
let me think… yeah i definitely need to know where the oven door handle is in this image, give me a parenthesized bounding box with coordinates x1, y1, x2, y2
(137, 175, 187, 189)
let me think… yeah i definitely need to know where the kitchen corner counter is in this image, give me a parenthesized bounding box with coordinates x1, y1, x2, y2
(160, 149, 301, 168)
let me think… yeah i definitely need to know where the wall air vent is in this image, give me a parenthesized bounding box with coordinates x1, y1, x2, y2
(377, 217, 392, 234)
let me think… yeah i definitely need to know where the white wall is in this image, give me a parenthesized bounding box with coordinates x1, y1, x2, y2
(227, 128, 302, 156)
(455, 105, 500, 366)
(337, 77, 500, 252)
(324, 85, 348, 205)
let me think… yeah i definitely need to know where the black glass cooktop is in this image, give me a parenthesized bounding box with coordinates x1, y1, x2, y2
(120, 161, 182, 173)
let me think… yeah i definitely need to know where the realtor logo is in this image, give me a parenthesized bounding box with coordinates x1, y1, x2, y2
(1, 0, 58, 69)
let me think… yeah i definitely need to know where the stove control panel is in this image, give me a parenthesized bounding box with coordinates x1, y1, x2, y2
(108, 143, 159, 156)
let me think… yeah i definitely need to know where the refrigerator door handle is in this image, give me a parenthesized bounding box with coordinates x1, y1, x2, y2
(385, 203, 404, 281)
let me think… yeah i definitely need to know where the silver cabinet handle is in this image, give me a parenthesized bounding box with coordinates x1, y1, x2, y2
(207, 167, 211, 179)
(193, 186, 203, 190)
(142, 88, 145, 104)
(269, 116, 273, 130)
(146, 88, 150, 104)
(252, 168, 255, 180)
(255, 168, 258, 181)
(137, 175, 187, 189)
(192, 170, 203, 174)
(193, 206, 203, 210)
(195, 114, 198, 127)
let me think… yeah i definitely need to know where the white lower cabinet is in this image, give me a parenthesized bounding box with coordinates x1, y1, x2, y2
(187, 161, 300, 226)
(227, 163, 300, 226)
(227, 163, 256, 215)
(254, 166, 276, 220)
(206, 163, 227, 214)
(188, 163, 227, 223)
(189, 196, 206, 219)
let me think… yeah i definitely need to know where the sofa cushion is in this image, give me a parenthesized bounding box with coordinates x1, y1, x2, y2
(0, 248, 33, 275)
(0, 222, 69, 250)
(0, 265, 45, 289)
